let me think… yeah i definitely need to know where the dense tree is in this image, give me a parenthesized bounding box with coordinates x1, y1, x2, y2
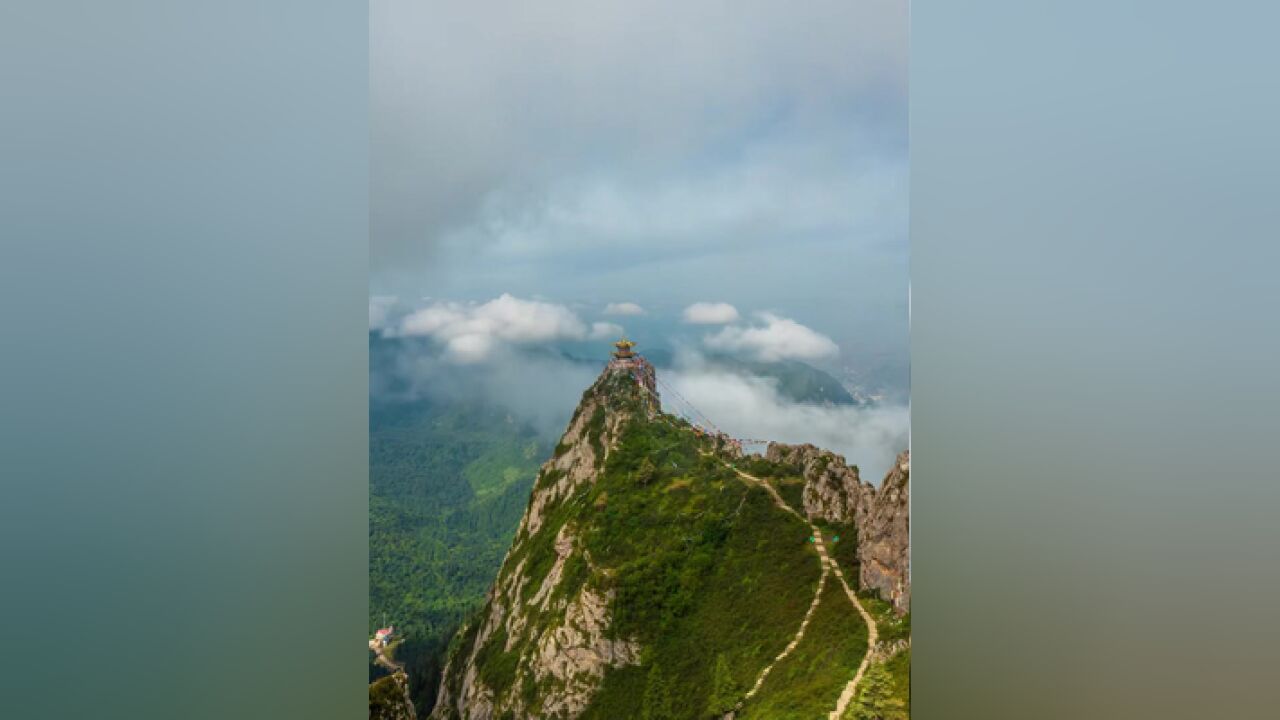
(369, 392, 547, 714)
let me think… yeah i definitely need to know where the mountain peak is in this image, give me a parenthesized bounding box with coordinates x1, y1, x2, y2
(432, 355, 670, 719)
(431, 354, 910, 719)
(591, 352, 658, 406)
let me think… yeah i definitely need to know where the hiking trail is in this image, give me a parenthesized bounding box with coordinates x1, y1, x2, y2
(717, 458, 879, 720)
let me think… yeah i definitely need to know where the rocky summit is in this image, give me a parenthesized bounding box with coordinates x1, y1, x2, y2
(428, 358, 910, 719)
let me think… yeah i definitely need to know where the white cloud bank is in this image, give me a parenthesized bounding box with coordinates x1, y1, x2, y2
(705, 313, 839, 362)
(398, 293, 587, 362)
(590, 321, 626, 339)
(603, 302, 645, 316)
(665, 368, 908, 483)
(682, 302, 740, 325)
(378, 341, 599, 440)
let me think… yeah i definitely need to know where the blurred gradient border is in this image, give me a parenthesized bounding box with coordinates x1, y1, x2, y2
(912, 1, 1280, 717)
(1, 1, 368, 718)
(2, 2, 1278, 719)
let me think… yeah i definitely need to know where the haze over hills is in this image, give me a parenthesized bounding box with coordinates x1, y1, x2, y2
(414, 352, 909, 719)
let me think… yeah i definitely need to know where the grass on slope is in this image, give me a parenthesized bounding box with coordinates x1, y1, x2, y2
(575, 416, 824, 720)
(737, 455, 808, 516)
(767, 474, 807, 515)
(737, 578, 871, 720)
(841, 655, 909, 720)
(885, 648, 910, 715)
(861, 594, 911, 644)
(858, 595, 911, 717)
(814, 518, 860, 580)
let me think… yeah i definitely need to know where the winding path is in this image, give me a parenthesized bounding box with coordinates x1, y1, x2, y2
(825, 544, 878, 720)
(718, 458, 879, 720)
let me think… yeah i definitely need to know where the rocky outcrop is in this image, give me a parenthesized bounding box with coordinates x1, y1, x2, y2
(431, 362, 654, 720)
(765, 444, 910, 613)
(859, 452, 910, 612)
(518, 361, 655, 539)
(530, 585, 641, 718)
(371, 671, 418, 720)
(869, 638, 911, 664)
(766, 443, 870, 525)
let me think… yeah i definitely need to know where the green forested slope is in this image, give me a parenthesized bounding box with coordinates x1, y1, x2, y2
(370, 395, 547, 714)
(577, 420, 823, 719)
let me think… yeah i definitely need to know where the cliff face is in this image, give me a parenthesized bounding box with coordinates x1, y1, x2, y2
(432, 362, 657, 720)
(765, 444, 910, 613)
(766, 443, 870, 525)
(859, 452, 910, 612)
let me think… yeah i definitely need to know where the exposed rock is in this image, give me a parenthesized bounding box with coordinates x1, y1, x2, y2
(859, 452, 910, 612)
(869, 638, 912, 663)
(531, 586, 640, 718)
(519, 360, 655, 539)
(766, 443, 870, 525)
(766, 443, 910, 613)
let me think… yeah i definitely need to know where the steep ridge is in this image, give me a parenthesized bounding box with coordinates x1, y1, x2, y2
(432, 365, 654, 719)
(431, 357, 908, 719)
(765, 444, 910, 613)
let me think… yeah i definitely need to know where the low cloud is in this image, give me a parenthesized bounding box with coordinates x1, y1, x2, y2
(705, 313, 839, 362)
(590, 321, 626, 339)
(377, 340, 598, 440)
(603, 302, 645, 316)
(373, 334, 908, 479)
(665, 365, 908, 483)
(398, 293, 587, 362)
(682, 302, 740, 325)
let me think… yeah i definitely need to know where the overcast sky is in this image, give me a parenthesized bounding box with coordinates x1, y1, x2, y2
(371, 0, 909, 395)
